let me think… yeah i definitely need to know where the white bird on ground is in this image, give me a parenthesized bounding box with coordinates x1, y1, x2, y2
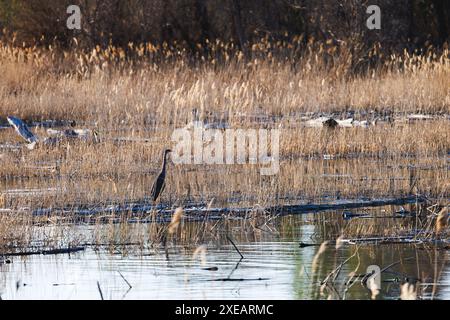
(336, 118, 354, 127)
(47, 128, 93, 139)
(6, 116, 98, 149)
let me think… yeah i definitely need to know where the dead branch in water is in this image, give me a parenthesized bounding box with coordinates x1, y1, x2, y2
(118, 271, 133, 300)
(321, 246, 360, 287)
(299, 235, 449, 248)
(118, 271, 132, 290)
(227, 235, 244, 259)
(268, 196, 425, 216)
(1, 247, 85, 257)
(208, 277, 269, 282)
(97, 281, 104, 300)
(27, 196, 426, 224)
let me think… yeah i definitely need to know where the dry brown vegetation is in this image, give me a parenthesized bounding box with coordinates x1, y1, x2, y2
(0, 40, 449, 251)
(0, 40, 449, 123)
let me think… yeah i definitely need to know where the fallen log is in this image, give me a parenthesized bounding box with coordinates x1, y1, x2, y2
(299, 237, 449, 247)
(25, 195, 426, 224)
(265, 195, 425, 215)
(207, 278, 270, 282)
(1, 246, 85, 257)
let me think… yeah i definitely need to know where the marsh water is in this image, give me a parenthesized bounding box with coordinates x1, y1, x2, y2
(0, 158, 449, 300)
(1, 121, 449, 300)
(1, 214, 449, 300)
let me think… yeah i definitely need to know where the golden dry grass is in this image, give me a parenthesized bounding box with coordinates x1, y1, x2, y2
(0, 39, 449, 123)
(0, 39, 449, 250)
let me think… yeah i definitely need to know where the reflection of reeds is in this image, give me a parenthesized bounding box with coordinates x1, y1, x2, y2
(436, 207, 448, 234)
(335, 235, 344, 250)
(311, 241, 328, 274)
(168, 208, 184, 235)
(400, 283, 417, 300)
(193, 244, 207, 267)
(367, 277, 380, 300)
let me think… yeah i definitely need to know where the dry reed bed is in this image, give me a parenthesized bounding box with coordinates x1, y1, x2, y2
(0, 121, 450, 209)
(0, 40, 449, 124)
(0, 40, 449, 250)
(0, 147, 448, 210)
(0, 120, 448, 210)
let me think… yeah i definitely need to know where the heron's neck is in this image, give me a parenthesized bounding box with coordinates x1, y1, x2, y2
(161, 153, 168, 173)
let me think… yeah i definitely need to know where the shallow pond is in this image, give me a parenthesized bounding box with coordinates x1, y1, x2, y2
(1, 218, 449, 300)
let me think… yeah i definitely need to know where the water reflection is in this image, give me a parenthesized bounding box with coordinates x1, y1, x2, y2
(0, 219, 448, 300)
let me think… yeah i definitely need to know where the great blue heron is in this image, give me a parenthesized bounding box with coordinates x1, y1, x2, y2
(150, 149, 172, 203)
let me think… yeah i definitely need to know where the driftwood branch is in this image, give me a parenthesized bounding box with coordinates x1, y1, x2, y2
(1, 247, 85, 257)
(30, 196, 426, 223)
(208, 277, 269, 282)
(97, 281, 104, 300)
(227, 235, 244, 259)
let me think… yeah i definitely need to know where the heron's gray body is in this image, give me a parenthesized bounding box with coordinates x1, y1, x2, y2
(150, 149, 171, 202)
